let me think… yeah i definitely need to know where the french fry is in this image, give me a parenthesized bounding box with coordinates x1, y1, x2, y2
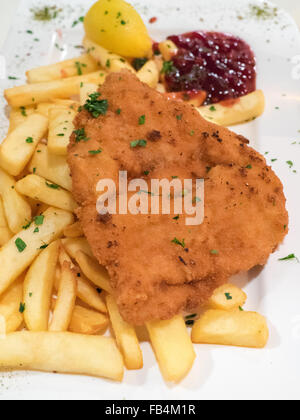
(28, 144, 72, 191)
(26, 54, 100, 83)
(137, 60, 159, 88)
(77, 275, 107, 314)
(15, 174, 77, 212)
(0, 168, 32, 233)
(36, 102, 55, 117)
(0, 331, 124, 381)
(4, 71, 107, 108)
(191, 309, 269, 348)
(0, 207, 74, 296)
(208, 284, 247, 311)
(23, 241, 59, 331)
(80, 82, 99, 106)
(75, 251, 112, 293)
(106, 295, 143, 370)
(0, 113, 48, 176)
(49, 262, 77, 332)
(158, 40, 178, 61)
(146, 315, 196, 382)
(8, 106, 35, 133)
(63, 222, 83, 238)
(0, 196, 13, 246)
(69, 304, 108, 335)
(83, 37, 135, 74)
(197, 90, 265, 126)
(0, 276, 24, 333)
(52, 99, 79, 109)
(48, 107, 76, 156)
(61, 237, 94, 259)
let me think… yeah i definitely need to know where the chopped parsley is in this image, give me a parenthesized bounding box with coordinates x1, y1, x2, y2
(15, 238, 27, 253)
(84, 93, 108, 118)
(246, 164, 252, 169)
(88, 149, 102, 155)
(57, 133, 65, 137)
(130, 139, 147, 148)
(239, 306, 244, 311)
(20, 106, 27, 117)
(225, 293, 233, 301)
(132, 58, 148, 71)
(75, 61, 87, 76)
(34, 215, 44, 226)
(39, 244, 48, 250)
(74, 128, 89, 143)
(173, 215, 180, 220)
(22, 221, 32, 230)
(210, 249, 219, 255)
(120, 20, 126, 25)
(209, 106, 217, 112)
(31, 6, 61, 21)
(106, 59, 111, 68)
(161, 61, 175, 74)
(144, 170, 150, 176)
(8, 76, 18, 80)
(19, 303, 26, 314)
(176, 114, 183, 121)
(26, 137, 33, 144)
(185, 320, 195, 326)
(171, 237, 185, 248)
(278, 254, 299, 262)
(72, 16, 84, 27)
(138, 115, 146, 125)
(287, 161, 294, 168)
(34, 228, 39, 233)
(116, 108, 122, 115)
(45, 182, 60, 190)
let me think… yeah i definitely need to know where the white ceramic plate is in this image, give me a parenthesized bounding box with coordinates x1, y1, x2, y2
(0, 0, 300, 401)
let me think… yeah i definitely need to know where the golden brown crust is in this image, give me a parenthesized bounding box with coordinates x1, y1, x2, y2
(68, 71, 288, 325)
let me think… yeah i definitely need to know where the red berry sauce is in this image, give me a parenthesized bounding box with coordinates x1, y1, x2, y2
(165, 31, 256, 105)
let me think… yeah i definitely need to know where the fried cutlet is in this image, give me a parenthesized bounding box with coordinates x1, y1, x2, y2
(68, 71, 288, 325)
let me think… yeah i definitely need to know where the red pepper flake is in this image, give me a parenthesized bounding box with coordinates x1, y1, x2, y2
(149, 17, 157, 24)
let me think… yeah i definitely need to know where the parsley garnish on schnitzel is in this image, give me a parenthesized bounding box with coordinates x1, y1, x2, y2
(172, 237, 185, 248)
(84, 93, 108, 118)
(74, 128, 89, 143)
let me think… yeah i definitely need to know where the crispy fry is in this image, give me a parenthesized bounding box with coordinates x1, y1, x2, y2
(0, 276, 24, 333)
(48, 107, 76, 156)
(0, 113, 48, 176)
(207, 284, 247, 311)
(69, 304, 108, 335)
(49, 262, 77, 332)
(61, 237, 94, 259)
(8, 106, 35, 133)
(27, 54, 100, 83)
(158, 40, 178, 61)
(23, 241, 59, 331)
(63, 222, 83, 238)
(106, 295, 143, 370)
(191, 309, 269, 348)
(197, 90, 265, 126)
(4, 71, 107, 108)
(75, 251, 112, 293)
(137, 60, 159, 88)
(146, 315, 196, 382)
(83, 37, 135, 74)
(0, 168, 32, 234)
(0, 196, 13, 246)
(0, 207, 74, 296)
(15, 174, 77, 212)
(0, 331, 124, 380)
(77, 275, 107, 314)
(28, 144, 72, 191)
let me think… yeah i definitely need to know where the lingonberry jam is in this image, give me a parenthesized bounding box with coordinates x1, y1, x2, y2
(165, 31, 256, 105)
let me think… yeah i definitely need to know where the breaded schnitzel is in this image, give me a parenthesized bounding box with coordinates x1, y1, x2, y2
(68, 71, 288, 325)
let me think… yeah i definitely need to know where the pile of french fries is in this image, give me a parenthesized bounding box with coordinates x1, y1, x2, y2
(0, 38, 268, 383)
